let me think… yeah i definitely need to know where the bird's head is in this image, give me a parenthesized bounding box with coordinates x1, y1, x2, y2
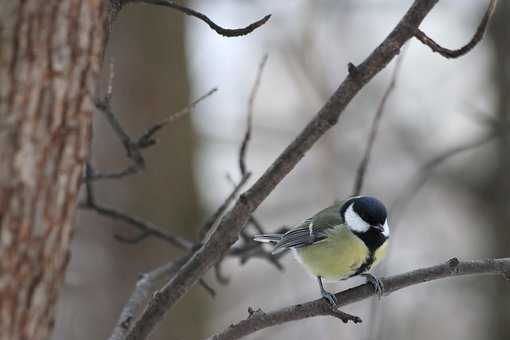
(340, 196, 389, 237)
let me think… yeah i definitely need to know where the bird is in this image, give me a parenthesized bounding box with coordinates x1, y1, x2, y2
(253, 196, 389, 305)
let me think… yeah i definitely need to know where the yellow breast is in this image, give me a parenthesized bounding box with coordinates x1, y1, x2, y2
(295, 226, 367, 281)
(372, 240, 388, 267)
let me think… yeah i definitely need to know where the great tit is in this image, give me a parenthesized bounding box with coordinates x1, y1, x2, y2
(254, 196, 389, 305)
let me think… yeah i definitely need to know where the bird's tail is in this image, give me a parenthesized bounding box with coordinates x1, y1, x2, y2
(253, 233, 283, 244)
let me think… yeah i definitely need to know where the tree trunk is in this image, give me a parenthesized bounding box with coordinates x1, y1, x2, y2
(0, 1, 105, 339)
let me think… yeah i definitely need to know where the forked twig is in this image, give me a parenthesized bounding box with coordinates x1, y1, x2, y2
(412, 0, 497, 58)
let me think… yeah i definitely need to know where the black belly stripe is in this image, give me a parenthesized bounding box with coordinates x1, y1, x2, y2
(351, 253, 375, 277)
(351, 229, 388, 277)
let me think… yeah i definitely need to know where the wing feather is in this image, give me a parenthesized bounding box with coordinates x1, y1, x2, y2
(272, 204, 344, 253)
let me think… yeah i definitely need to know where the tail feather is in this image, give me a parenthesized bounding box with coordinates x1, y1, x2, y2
(253, 233, 282, 244)
(253, 233, 291, 255)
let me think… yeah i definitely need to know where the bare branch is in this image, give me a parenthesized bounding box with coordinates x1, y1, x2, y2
(229, 243, 285, 271)
(123, 0, 271, 37)
(412, 0, 497, 58)
(207, 257, 510, 340)
(326, 309, 362, 324)
(109, 252, 216, 340)
(352, 52, 405, 196)
(137, 87, 218, 149)
(123, 2, 496, 339)
(90, 87, 217, 181)
(239, 54, 268, 176)
(81, 164, 195, 251)
(109, 258, 189, 340)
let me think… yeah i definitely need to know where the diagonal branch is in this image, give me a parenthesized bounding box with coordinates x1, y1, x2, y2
(123, 1, 497, 339)
(123, 0, 271, 37)
(412, 0, 497, 58)
(207, 257, 510, 340)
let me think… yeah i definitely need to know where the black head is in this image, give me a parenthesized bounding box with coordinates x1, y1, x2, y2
(340, 196, 388, 235)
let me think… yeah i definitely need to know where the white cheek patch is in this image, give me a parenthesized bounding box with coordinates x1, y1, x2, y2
(345, 204, 370, 233)
(382, 219, 390, 237)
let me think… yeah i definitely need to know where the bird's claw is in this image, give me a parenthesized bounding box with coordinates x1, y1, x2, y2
(363, 273, 384, 299)
(320, 289, 338, 306)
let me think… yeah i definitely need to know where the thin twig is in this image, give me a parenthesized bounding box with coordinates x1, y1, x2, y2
(214, 262, 230, 286)
(206, 257, 510, 340)
(198, 173, 251, 240)
(391, 132, 499, 223)
(412, 0, 497, 59)
(352, 51, 405, 196)
(239, 54, 268, 176)
(81, 164, 195, 251)
(229, 244, 285, 271)
(124, 0, 271, 37)
(137, 87, 218, 150)
(80, 196, 194, 250)
(90, 87, 217, 181)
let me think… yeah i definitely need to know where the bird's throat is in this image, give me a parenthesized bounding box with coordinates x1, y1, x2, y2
(351, 229, 388, 276)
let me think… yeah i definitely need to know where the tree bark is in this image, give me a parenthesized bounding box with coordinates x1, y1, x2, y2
(0, 1, 106, 339)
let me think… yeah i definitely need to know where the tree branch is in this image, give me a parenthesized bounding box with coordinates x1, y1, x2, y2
(109, 256, 190, 340)
(90, 87, 217, 181)
(81, 164, 195, 250)
(411, 0, 497, 58)
(123, 0, 271, 37)
(123, 1, 496, 339)
(207, 257, 510, 340)
(109, 253, 216, 340)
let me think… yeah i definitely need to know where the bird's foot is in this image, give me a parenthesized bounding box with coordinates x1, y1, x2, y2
(320, 288, 338, 306)
(362, 273, 384, 299)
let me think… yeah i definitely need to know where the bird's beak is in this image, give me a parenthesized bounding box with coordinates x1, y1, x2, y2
(372, 224, 384, 232)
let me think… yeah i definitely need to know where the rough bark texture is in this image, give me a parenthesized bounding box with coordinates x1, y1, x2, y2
(0, 1, 105, 339)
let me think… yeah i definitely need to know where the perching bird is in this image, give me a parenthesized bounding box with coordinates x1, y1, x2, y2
(254, 196, 389, 305)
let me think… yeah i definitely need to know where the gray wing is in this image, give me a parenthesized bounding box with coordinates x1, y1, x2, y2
(272, 203, 344, 253)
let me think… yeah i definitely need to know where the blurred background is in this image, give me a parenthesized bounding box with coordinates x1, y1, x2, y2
(52, 0, 509, 339)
